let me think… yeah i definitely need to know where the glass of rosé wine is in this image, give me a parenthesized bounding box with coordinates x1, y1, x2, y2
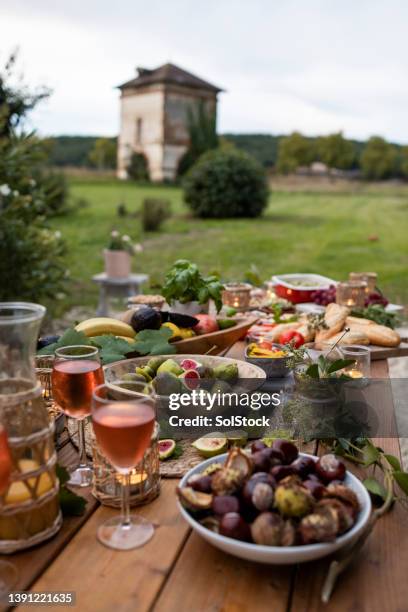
(52, 345, 104, 487)
(92, 382, 156, 550)
(0, 424, 18, 596)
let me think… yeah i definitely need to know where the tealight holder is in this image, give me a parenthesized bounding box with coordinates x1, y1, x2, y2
(35, 355, 54, 405)
(349, 272, 377, 294)
(336, 281, 367, 308)
(92, 423, 160, 507)
(340, 345, 371, 379)
(222, 283, 252, 310)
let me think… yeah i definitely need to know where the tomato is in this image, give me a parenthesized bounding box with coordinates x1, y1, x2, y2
(278, 330, 305, 348)
(257, 341, 273, 350)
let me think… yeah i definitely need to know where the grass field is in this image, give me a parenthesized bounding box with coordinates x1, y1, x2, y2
(51, 177, 408, 312)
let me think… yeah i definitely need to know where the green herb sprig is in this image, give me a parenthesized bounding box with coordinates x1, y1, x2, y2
(161, 260, 224, 312)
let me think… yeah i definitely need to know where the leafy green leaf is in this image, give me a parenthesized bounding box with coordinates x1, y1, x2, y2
(37, 327, 91, 355)
(133, 328, 176, 356)
(91, 335, 137, 363)
(327, 358, 355, 374)
(305, 363, 320, 378)
(56, 464, 70, 486)
(384, 454, 401, 471)
(363, 440, 380, 466)
(59, 487, 87, 516)
(363, 477, 387, 501)
(393, 471, 408, 496)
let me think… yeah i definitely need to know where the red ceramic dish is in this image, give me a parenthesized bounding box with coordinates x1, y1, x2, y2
(272, 274, 337, 304)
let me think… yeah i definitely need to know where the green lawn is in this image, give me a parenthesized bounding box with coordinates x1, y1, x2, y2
(51, 177, 408, 312)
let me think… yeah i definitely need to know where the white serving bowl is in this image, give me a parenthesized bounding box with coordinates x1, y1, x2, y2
(177, 452, 371, 565)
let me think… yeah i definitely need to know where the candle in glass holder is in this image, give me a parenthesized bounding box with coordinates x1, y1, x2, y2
(340, 345, 371, 379)
(336, 281, 367, 308)
(349, 272, 377, 294)
(222, 283, 252, 310)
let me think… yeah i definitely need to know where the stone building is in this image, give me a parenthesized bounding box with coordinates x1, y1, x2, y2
(117, 63, 222, 181)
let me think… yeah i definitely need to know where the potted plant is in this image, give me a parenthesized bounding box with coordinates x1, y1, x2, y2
(161, 260, 224, 315)
(104, 231, 140, 278)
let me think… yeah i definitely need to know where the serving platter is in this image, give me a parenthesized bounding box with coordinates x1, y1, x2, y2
(173, 317, 258, 355)
(178, 452, 372, 565)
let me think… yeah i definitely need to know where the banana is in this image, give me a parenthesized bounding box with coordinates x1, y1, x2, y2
(75, 318, 135, 338)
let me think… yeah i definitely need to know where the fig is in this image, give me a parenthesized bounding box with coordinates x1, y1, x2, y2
(275, 482, 314, 517)
(180, 358, 201, 370)
(302, 479, 326, 500)
(262, 447, 284, 467)
(291, 456, 316, 478)
(212, 495, 240, 516)
(324, 483, 360, 517)
(251, 440, 267, 453)
(202, 462, 223, 476)
(180, 369, 201, 390)
(146, 356, 167, 373)
(211, 468, 244, 496)
(200, 516, 220, 533)
(317, 499, 354, 534)
(219, 512, 251, 541)
(272, 439, 298, 464)
(157, 359, 184, 376)
(251, 512, 284, 546)
(213, 363, 238, 383)
(298, 505, 339, 544)
(270, 465, 294, 482)
(315, 454, 346, 483)
(192, 434, 228, 458)
(158, 439, 176, 460)
(225, 430, 248, 448)
(281, 520, 296, 547)
(177, 487, 213, 511)
(152, 372, 182, 396)
(187, 474, 213, 494)
(252, 482, 274, 511)
(225, 447, 253, 479)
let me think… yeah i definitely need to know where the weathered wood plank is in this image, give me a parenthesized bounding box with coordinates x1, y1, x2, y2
(29, 481, 190, 612)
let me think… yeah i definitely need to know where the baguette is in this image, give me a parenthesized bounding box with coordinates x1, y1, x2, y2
(346, 316, 374, 327)
(315, 303, 350, 342)
(315, 329, 370, 350)
(348, 323, 400, 347)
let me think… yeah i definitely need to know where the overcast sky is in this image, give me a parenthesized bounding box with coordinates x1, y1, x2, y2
(1, 0, 407, 142)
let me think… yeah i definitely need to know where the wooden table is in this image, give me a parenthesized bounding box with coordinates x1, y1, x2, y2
(3, 343, 408, 612)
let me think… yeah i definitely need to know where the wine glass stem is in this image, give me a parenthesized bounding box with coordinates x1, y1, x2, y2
(121, 472, 131, 528)
(78, 420, 87, 468)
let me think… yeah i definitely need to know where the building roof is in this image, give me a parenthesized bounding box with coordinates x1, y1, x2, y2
(118, 63, 223, 93)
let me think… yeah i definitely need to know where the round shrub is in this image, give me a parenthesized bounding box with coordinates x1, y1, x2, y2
(183, 148, 269, 218)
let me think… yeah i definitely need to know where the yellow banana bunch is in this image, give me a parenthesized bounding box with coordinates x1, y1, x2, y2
(75, 318, 135, 339)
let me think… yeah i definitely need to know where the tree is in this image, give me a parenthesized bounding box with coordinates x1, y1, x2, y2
(88, 137, 117, 170)
(316, 132, 355, 170)
(183, 148, 268, 218)
(361, 136, 397, 180)
(0, 53, 67, 307)
(177, 101, 218, 176)
(276, 132, 315, 174)
(399, 146, 408, 179)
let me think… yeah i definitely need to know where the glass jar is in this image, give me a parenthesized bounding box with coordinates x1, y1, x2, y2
(222, 283, 252, 310)
(349, 272, 377, 294)
(336, 281, 367, 308)
(0, 303, 62, 553)
(92, 423, 160, 507)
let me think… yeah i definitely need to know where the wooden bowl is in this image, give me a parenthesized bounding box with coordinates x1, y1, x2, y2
(174, 317, 258, 355)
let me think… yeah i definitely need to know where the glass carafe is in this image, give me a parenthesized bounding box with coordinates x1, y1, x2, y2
(0, 303, 62, 553)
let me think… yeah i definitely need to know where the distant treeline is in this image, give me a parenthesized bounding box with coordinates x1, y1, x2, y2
(223, 133, 365, 168)
(45, 133, 408, 180)
(44, 136, 117, 167)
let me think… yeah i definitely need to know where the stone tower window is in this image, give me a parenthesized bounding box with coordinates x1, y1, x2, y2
(135, 118, 143, 144)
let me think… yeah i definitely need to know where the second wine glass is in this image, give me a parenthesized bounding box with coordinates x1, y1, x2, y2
(92, 382, 156, 550)
(52, 345, 104, 487)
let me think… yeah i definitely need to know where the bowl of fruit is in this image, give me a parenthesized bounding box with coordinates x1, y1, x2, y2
(245, 342, 292, 378)
(176, 440, 371, 564)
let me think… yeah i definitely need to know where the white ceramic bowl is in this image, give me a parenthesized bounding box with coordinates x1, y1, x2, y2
(177, 452, 371, 565)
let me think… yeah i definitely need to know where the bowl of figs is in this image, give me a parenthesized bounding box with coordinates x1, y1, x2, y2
(176, 440, 371, 564)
